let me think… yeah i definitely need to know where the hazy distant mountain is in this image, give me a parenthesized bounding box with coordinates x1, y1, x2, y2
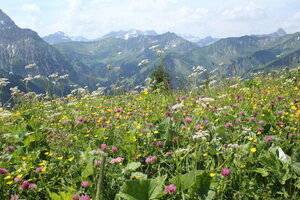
(101, 29, 158, 40)
(196, 36, 219, 47)
(253, 28, 287, 38)
(179, 34, 201, 43)
(43, 32, 89, 44)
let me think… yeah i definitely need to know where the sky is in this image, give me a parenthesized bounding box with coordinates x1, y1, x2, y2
(0, 0, 300, 39)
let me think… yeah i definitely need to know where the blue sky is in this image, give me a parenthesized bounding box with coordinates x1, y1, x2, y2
(0, 0, 300, 39)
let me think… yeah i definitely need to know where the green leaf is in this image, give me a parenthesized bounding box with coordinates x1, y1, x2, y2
(117, 178, 164, 200)
(81, 158, 94, 178)
(170, 170, 197, 191)
(192, 171, 212, 199)
(125, 162, 141, 171)
(253, 168, 269, 177)
(48, 192, 62, 200)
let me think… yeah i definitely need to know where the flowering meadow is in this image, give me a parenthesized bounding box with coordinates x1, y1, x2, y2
(0, 68, 299, 200)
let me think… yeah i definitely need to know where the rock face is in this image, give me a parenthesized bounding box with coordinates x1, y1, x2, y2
(0, 9, 79, 80)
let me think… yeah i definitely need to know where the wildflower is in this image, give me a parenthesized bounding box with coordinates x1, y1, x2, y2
(221, 168, 230, 177)
(165, 152, 173, 157)
(185, 117, 192, 124)
(146, 123, 153, 127)
(235, 118, 242, 123)
(277, 121, 285, 127)
(145, 156, 157, 163)
(164, 184, 176, 194)
(195, 124, 203, 130)
(111, 146, 118, 152)
(240, 111, 245, 116)
(10, 194, 19, 200)
(209, 173, 216, 178)
(155, 141, 164, 148)
(265, 136, 273, 142)
(288, 133, 293, 137)
(14, 177, 22, 183)
(224, 122, 233, 128)
(114, 108, 123, 113)
(72, 194, 80, 200)
(256, 127, 264, 131)
(249, 117, 255, 122)
(250, 148, 257, 153)
(94, 160, 102, 166)
(7, 146, 14, 151)
(100, 144, 107, 150)
(276, 110, 283, 116)
(35, 167, 42, 174)
(80, 194, 91, 200)
(0, 168, 8, 174)
(110, 157, 124, 164)
(20, 181, 30, 190)
(258, 120, 265, 125)
(28, 183, 37, 189)
(81, 181, 89, 188)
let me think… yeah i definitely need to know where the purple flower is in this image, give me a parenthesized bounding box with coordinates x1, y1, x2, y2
(81, 181, 89, 188)
(100, 144, 107, 150)
(249, 117, 255, 122)
(94, 160, 102, 166)
(224, 122, 233, 128)
(165, 112, 171, 117)
(35, 167, 42, 174)
(256, 127, 264, 131)
(265, 136, 273, 142)
(155, 141, 164, 148)
(111, 146, 118, 152)
(235, 118, 242, 123)
(145, 156, 157, 163)
(277, 121, 285, 127)
(7, 146, 14, 151)
(258, 120, 265, 125)
(72, 194, 80, 200)
(20, 181, 30, 190)
(114, 108, 123, 113)
(185, 117, 192, 124)
(110, 157, 124, 164)
(221, 168, 230, 177)
(10, 194, 19, 200)
(28, 183, 37, 189)
(165, 152, 173, 157)
(239, 111, 245, 116)
(195, 124, 202, 130)
(14, 177, 22, 183)
(164, 184, 176, 194)
(288, 133, 293, 138)
(77, 117, 83, 121)
(276, 110, 283, 116)
(231, 104, 238, 109)
(146, 123, 153, 128)
(80, 194, 91, 200)
(0, 168, 8, 174)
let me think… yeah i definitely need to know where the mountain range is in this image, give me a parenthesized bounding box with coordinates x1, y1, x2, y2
(1, 9, 300, 103)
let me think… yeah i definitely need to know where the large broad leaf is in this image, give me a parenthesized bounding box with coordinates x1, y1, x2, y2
(81, 158, 94, 178)
(170, 170, 198, 191)
(192, 171, 213, 199)
(117, 178, 164, 200)
(125, 162, 141, 171)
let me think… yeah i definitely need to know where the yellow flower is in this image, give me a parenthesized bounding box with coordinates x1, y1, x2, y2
(209, 173, 216, 178)
(240, 164, 246, 168)
(248, 138, 253, 141)
(250, 148, 257, 153)
(57, 156, 63, 160)
(4, 175, 11, 180)
(203, 153, 208, 157)
(6, 181, 13, 185)
(135, 125, 141, 130)
(68, 157, 74, 162)
(291, 106, 297, 110)
(135, 175, 141, 179)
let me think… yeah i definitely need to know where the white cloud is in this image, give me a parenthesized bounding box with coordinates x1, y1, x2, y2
(22, 3, 41, 14)
(221, 2, 266, 21)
